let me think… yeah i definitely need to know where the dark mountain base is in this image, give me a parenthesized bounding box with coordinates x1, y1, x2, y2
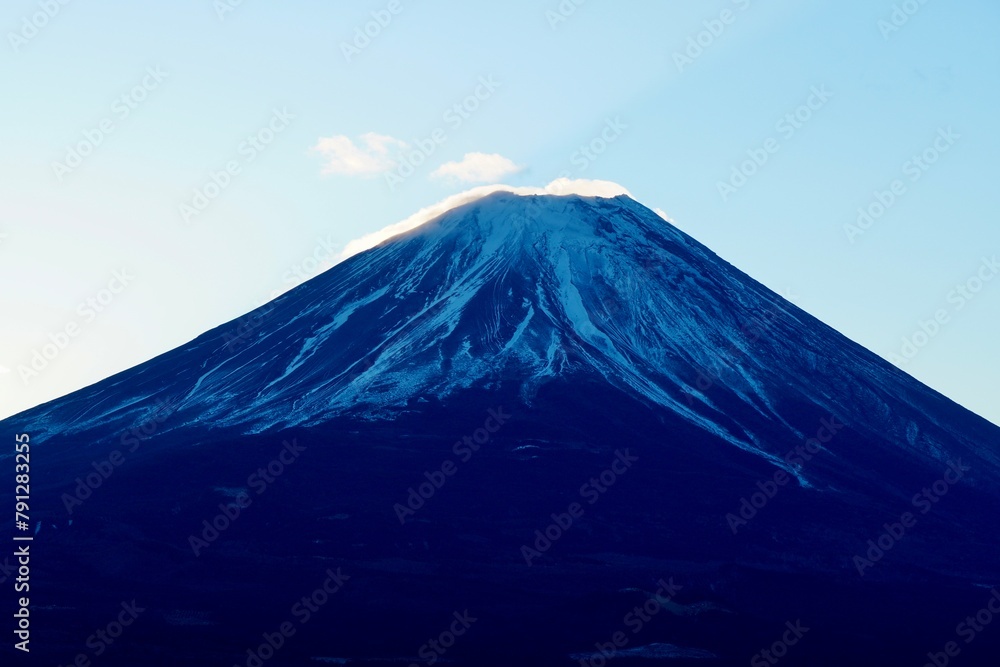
(13, 382, 1000, 666)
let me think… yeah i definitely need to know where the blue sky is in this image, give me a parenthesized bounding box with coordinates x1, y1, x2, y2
(1, 0, 998, 424)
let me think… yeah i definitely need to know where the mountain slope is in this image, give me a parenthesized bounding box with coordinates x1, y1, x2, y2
(17, 193, 998, 468)
(3, 192, 999, 665)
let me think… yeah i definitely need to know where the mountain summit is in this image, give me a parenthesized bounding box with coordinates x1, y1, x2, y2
(5, 192, 1000, 665)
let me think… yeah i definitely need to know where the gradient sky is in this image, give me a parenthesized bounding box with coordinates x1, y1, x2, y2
(1, 0, 997, 424)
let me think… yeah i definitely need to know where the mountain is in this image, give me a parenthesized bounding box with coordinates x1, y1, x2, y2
(3, 192, 999, 666)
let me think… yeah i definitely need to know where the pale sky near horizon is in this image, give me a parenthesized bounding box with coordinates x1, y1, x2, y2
(1, 0, 998, 424)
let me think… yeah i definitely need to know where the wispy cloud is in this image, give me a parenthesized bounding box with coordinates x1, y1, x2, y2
(312, 132, 406, 176)
(431, 152, 521, 184)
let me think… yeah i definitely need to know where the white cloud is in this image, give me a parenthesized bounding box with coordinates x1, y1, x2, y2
(312, 132, 406, 176)
(654, 207, 675, 223)
(339, 178, 633, 260)
(431, 152, 521, 184)
(544, 177, 632, 198)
